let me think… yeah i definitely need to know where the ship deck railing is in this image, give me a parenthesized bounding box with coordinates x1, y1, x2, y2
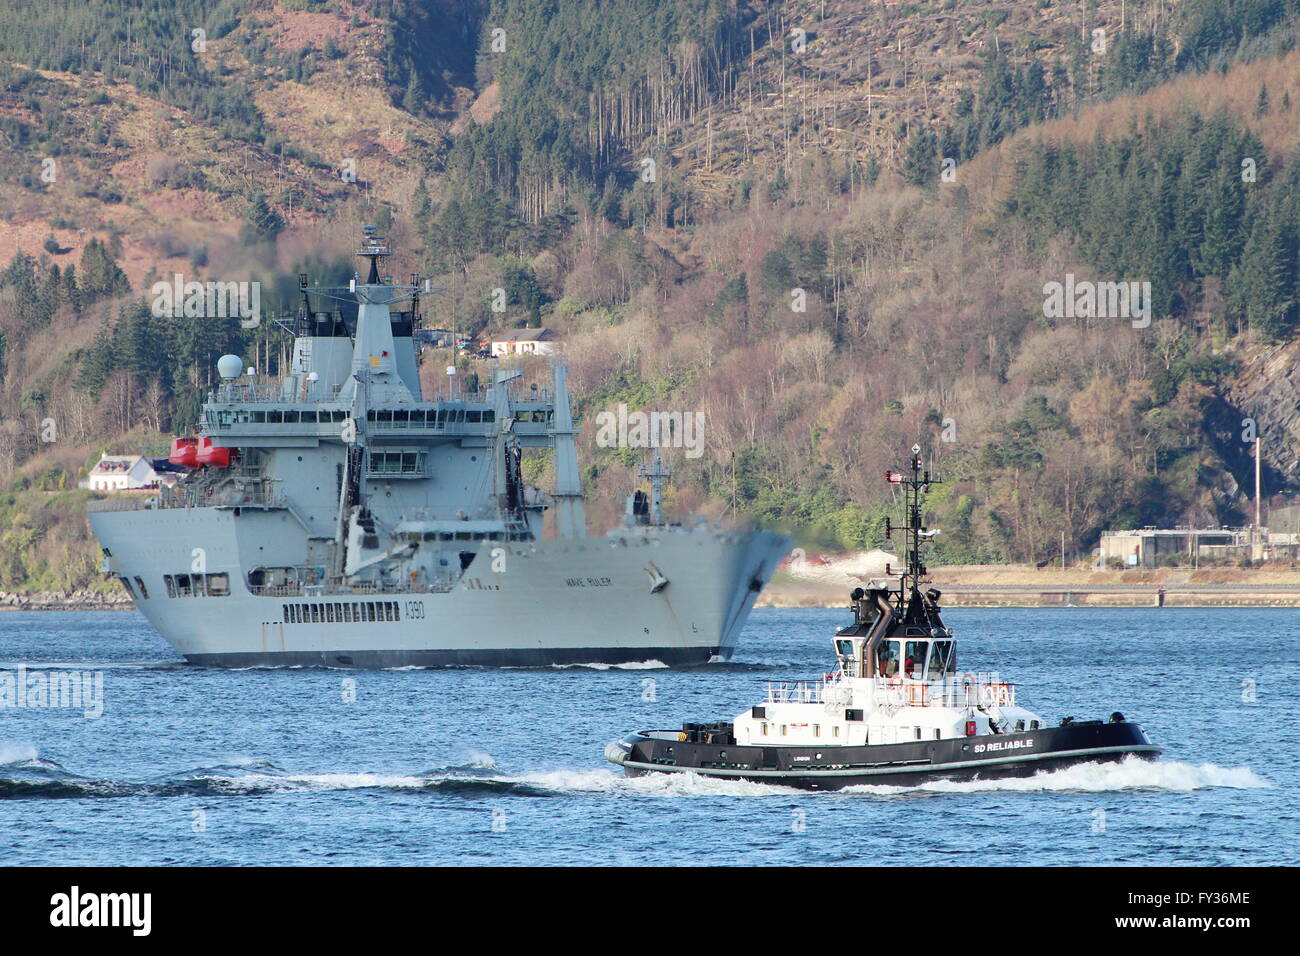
(156, 485, 285, 509)
(764, 673, 1016, 708)
(247, 581, 456, 597)
(88, 484, 285, 512)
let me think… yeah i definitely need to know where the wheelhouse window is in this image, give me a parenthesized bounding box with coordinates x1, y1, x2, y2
(877, 639, 901, 677)
(904, 640, 928, 680)
(927, 640, 955, 679)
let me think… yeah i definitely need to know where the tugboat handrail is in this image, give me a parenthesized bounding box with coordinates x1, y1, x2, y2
(763, 674, 1016, 708)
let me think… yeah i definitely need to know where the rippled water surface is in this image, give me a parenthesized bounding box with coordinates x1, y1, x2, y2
(0, 607, 1292, 865)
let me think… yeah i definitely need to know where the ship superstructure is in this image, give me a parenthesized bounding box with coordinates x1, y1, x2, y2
(89, 232, 789, 666)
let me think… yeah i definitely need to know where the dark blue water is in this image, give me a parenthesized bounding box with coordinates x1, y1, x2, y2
(0, 607, 1291, 865)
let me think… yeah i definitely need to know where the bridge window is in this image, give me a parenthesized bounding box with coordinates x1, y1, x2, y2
(928, 640, 955, 678)
(367, 451, 425, 476)
(904, 641, 928, 680)
(877, 640, 900, 678)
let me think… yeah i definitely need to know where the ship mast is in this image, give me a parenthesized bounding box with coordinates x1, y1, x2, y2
(885, 443, 941, 606)
(639, 450, 670, 526)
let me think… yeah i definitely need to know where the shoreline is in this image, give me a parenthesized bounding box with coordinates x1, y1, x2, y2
(0, 590, 133, 612)
(6, 566, 1300, 610)
(759, 565, 1300, 608)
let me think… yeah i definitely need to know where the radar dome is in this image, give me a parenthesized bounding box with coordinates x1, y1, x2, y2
(217, 354, 243, 379)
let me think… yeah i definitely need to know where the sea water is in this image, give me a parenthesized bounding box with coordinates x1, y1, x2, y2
(0, 607, 1291, 865)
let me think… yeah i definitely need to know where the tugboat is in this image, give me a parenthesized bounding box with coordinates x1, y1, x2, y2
(606, 447, 1161, 789)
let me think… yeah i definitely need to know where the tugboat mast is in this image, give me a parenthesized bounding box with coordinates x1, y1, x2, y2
(886, 443, 941, 610)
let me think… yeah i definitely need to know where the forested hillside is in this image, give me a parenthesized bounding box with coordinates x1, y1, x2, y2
(1, 0, 1299, 591)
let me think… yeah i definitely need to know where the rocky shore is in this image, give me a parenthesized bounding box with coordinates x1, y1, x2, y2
(0, 589, 134, 611)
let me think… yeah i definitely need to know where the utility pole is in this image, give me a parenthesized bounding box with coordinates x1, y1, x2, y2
(1255, 430, 1264, 562)
(1255, 430, 1262, 530)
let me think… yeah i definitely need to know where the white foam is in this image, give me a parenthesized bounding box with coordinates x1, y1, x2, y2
(0, 743, 38, 765)
(549, 659, 669, 670)
(518, 768, 794, 797)
(840, 758, 1272, 795)
(221, 772, 430, 792)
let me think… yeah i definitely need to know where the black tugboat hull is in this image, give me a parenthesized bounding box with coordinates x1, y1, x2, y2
(608, 722, 1160, 791)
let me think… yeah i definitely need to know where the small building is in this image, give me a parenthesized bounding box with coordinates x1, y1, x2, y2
(81, 455, 176, 492)
(414, 328, 464, 349)
(1099, 528, 1249, 567)
(489, 328, 556, 357)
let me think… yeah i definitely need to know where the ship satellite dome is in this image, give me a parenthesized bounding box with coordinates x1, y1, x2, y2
(307, 372, 319, 382)
(217, 354, 243, 379)
(246, 366, 256, 377)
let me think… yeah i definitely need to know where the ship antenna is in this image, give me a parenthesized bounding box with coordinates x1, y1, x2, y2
(885, 444, 941, 601)
(357, 226, 389, 285)
(639, 449, 670, 526)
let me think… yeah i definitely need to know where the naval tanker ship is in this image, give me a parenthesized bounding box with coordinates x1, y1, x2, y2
(89, 232, 789, 667)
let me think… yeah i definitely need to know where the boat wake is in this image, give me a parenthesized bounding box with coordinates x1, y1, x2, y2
(840, 757, 1272, 796)
(0, 746, 1268, 801)
(547, 660, 669, 671)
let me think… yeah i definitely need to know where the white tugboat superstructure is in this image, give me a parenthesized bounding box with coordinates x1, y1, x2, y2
(608, 449, 1161, 788)
(89, 231, 789, 667)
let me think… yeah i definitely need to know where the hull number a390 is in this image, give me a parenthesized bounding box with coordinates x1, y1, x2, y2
(405, 601, 426, 619)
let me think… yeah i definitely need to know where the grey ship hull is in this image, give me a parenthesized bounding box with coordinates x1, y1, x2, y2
(91, 505, 787, 667)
